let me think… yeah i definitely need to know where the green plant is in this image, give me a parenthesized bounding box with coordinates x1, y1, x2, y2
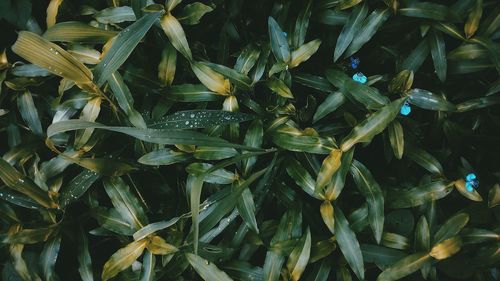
(0, 0, 499, 280)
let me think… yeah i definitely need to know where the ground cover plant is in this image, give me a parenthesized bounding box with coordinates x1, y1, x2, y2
(0, 0, 499, 280)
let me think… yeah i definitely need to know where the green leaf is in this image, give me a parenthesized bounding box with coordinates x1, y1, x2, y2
(17, 90, 43, 136)
(376, 252, 432, 281)
(334, 205, 364, 281)
(316, 9, 348, 26)
(165, 84, 222, 102)
(313, 91, 346, 123)
(94, 207, 135, 235)
(236, 186, 259, 233)
(400, 39, 430, 73)
(287, 227, 312, 281)
(187, 174, 204, 254)
(102, 240, 148, 281)
(0, 158, 55, 209)
(405, 145, 444, 174)
(201, 61, 252, 90)
(234, 44, 260, 75)
(108, 71, 147, 128)
(47, 120, 257, 150)
(40, 235, 61, 281)
(158, 42, 177, 87)
(186, 163, 237, 184)
(456, 96, 500, 112)
(461, 228, 500, 244)
(315, 149, 342, 193)
(194, 147, 238, 161)
(267, 78, 294, 99)
(428, 28, 447, 82)
(43, 21, 118, 43)
(59, 169, 100, 208)
(340, 98, 405, 152)
(320, 201, 335, 234)
(325, 69, 389, 109)
(294, 73, 335, 93)
(387, 121, 404, 159)
(94, 11, 162, 86)
(272, 126, 337, 154)
(268, 16, 290, 64)
(387, 181, 453, 208)
(186, 253, 233, 281)
(133, 217, 180, 241)
(140, 250, 155, 281)
(138, 149, 190, 165)
(433, 213, 469, 244)
(191, 61, 231, 95)
(286, 157, 320, 199)
(94, 6, 136, 24)
(161, 12, 192, 60)
(325, 147, 354, 200)
(78, 228, 94, 281)
(408, 88, 456, 111)
(149, 110, 254, 129)
(399, 2, 459, 21)
(103, 176, 148, 230)
(345, 8, 390, 57)
(292, 0, 312, 48)
(177, 2, 213, 25)
(290, 39, 322, 68)
(361, 244, 406, 270)
(334, 3, 368, 62)
(242, 119, 263, 176)
(350, 160, 384, 244)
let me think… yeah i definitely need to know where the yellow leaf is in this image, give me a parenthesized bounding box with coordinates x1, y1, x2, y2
(191, 61, 231, 95)
(102, 239, 148, 281)
(11, 32, 93, 85)
(464, 0, 482, 39)
(430, 236, 462, 260)
(290, 39, 321, 68)
(454, 179, 483, 202)
(316, 149, 342, 192)
(320, 201, 335, 234)
(147, 236, 179, 255)
(160, 13, 192, 60)
(46, 0, 63, 28)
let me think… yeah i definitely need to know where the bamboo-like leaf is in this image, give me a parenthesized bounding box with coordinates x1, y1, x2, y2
(315, 149, 342, 193)
(376, 252, 432, 281)
(465, 0, 482, 38)
(186, 253, 233, 281)
(433, 213, 469, 244)
(345, 9, 390, 57)
(242, 119, 263, 176)
(133, 217, 180, 241)
(235, 44, 260, 75)
(294, 73, 336, 92)
(138, 149, 191, 165)
(177, 2, 213, 25)
(400, 39, 430, 73)
(0, 158, 55, 209)
(78, 228, 94, 281)
(325, 69, 389, 109)
(12, 31, 93, 84)
(146, 235, 178, 255)
(320, 201, 335, 234)
(292, 0, 312, 48)
(399, 2, 459, 21)
(287, 227, 311, 281)
(405, 145, 443, 174)
(313, 91, 346, 123)
(334, 205, 364, 281)
(47, 120, 258, 150)
(350, 160, 384, 244)
(236, 186, 259, 233)
(148, 110, 253, 129)
(334, 3, 368, 62)
(94, 11, 162, 86)
(46, 0, 63, 28)
(316, 10, 348, 26)
(44, 21, 118, 43)
(17, 90, 43, 136)
(388, 70, 414, 94)
(103, 176, 148, 230)
(140, 250, 155, 281)
(430, 236, 462, 260)
(165, 84, 222, 102)
(191, 61, 231, 95)
(340, 98, 405, 152)
(74, 96, 101, 148)
(108, 71, 146, 128)
(454, 179, 483, 201)
(361, 244, 406, 270)
(272, 126, 337, 154)
(188, 174, 204, 254)
(11, 63, 51, 77)
(488, 184, 500, 208)
(286, 157, 319, 199)
(94, 207, 135, 235)
(461, 228, 500, 244)
(158, 42, 177, 87)
(40, 235, 61, 281)
(387, 181, 453, 208)
(201, 61, 252, 90)
(267, 78, 294, 99)
(186, 163, 236, 184)
(428, 29, 447, 82)
(325, 148, 354, 200)
(161, 12, 192, 60)
(387, 121, 404, 159)
(290, 39, 321, 68)
(102, 239, 148, 281)
(94, 7, 136, 24)
(408, 88, 456, 111)
(268, 16, 290, 64)
(382, 232, 409, 250)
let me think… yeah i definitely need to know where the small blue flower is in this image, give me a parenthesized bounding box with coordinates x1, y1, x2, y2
(352, 72, 367, 84)
(464, 173, 479, 192)
(400, 101, 411, 116)
(466, 173, 476, 181)
(465, 181, 474, 192)
(350, 57, 360, 69)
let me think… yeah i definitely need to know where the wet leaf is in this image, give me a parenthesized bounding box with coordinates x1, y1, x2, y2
(43, 21, 118, 43)
(186, 253, 233, 281)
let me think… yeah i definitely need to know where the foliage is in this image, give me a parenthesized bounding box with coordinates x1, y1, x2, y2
(0, 0, 499, 280)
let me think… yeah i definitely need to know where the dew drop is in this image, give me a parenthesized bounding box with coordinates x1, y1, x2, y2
(190, 114, 195, 118)
(185, 121, 189, 125)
